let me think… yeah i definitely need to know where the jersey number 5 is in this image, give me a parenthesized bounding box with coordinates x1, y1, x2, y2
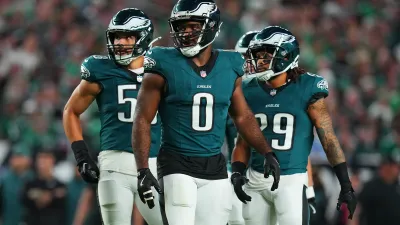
(117, 85, 157, 124)
(255, 113, 294, 150)
(192, 92, 214, 131)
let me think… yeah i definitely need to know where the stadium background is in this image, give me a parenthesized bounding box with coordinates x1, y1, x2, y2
(0, 0, 399, 224)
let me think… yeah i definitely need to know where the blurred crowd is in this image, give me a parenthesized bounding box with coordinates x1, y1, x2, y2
(0, 0, 399, 225)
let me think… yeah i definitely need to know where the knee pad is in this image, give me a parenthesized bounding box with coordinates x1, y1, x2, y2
(164, 175, 196, 207)
(98, 180, 118, 207)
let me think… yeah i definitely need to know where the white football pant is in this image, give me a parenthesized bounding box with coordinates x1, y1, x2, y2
(228, 171, 245, 225)
(243, 168, 309, 225)
(97, 150, 163, 225)
(160, 173, 232, 225)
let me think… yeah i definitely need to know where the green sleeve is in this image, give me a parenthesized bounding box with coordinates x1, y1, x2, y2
(230, 51, 245, 77)
(80, 56, 97, 82)
(80, 55, 110, 85)
(305, 73, 329, 104)
(144, 47, 167, 76)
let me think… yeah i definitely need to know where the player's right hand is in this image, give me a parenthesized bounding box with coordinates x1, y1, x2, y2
(231, 172, 252, 204)
(137, 168, 162, 209)
(264, 152, 280, 191)
(77, 158, 100, 184)
(71, 140, 100, 184)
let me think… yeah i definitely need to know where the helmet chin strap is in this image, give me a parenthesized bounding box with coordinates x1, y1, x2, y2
(256, 70, 276, 82)
(115, 54, 139, 66)
(255, 55, 300, 82)
(116, 37, 162, 66)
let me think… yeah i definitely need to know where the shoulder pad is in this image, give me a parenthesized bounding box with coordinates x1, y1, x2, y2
(144, 47, 175, 75)
(302, 72, 329, 102)
(80, 55, 112, 82)
(145, 46, 174, 58)
(225, 50, 245, 77)
(242, 76, 257, 89)
(144, 56, 156, 70)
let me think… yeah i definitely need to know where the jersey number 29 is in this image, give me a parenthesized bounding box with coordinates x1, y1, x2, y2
(255, 113, 294, 150)
(117, 85, 157, 124)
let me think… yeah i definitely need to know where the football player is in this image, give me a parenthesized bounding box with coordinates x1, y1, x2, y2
(63, 8, 163, 225)
(131, 1, 280, 225)
(229, 31, 318, 225)
(231, 26, 357, 225)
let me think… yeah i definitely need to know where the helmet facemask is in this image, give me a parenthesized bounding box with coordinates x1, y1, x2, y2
(107, 30, 149, 66)
(246, 42, 299, 82)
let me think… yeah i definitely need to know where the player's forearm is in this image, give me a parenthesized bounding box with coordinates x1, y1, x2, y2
(231, 145, 250, 165)
(307, 158, 314, 186)
(309, 100, 346, 166)
(233, 113, 273, 155)
(132, 117, 151, 169)
(63, 109, 84, 143)
(316, 126, 345, 166)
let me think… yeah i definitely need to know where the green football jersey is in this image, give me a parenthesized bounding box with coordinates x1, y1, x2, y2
(242, 73, 329, 175)
(145, 47, 244, 157)
(80, 55, 161, 157)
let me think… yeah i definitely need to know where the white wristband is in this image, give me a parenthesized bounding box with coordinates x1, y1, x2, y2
(306, 186, 315, 199)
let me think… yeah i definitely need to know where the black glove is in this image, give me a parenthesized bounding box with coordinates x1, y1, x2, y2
(333, 162, 357, 219)
(264, 152, 280, 191)
(231, 161, 251, 204)
(71, 140, 99, 183)
(337, 187, 357, 219)
(137, 168, 162, 209)
(231, 172, 252, 204)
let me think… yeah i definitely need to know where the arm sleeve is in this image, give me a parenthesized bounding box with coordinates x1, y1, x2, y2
(305, 74, 329, 105)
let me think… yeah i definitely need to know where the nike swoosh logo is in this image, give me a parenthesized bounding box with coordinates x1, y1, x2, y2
(140, 175, 146, 187)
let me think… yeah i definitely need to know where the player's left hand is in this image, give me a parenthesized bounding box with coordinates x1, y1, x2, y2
(264, 152, 280, 191)
(336, 186, 357, 219)
(137, 168, 162, 209)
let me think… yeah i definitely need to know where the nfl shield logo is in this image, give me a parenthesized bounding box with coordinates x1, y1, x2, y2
(200, 70, 207, 78)
(270, 89, 277, 96)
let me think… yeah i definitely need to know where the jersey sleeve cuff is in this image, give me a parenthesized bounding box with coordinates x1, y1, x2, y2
(307, 92, 328, 105)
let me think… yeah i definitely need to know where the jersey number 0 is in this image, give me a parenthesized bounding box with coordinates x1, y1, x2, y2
(192, 92, 214, 131)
